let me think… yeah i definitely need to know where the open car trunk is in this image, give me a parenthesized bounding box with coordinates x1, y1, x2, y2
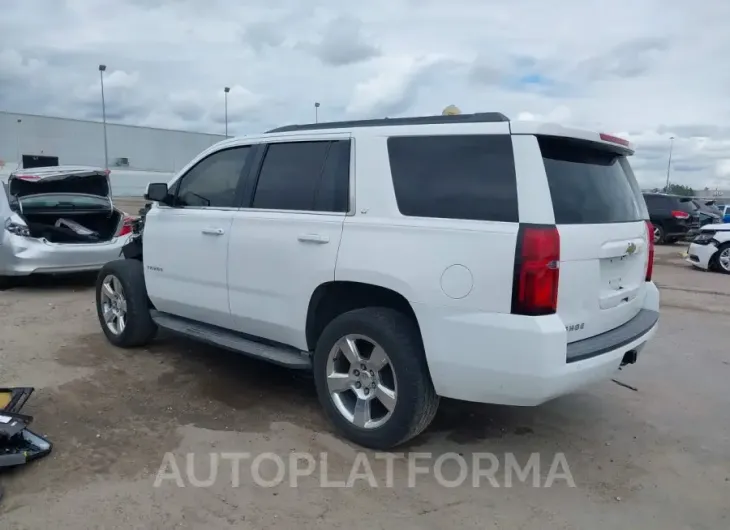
(7, 166, 122, 243)
(22, 210, 123, 243)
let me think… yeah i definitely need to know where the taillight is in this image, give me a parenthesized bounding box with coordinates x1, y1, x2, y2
(599, 133, 630, 147)
(116, 215, 135, 237)
(4, 217, 31, 238)
(645, 221, 654, 281)
(671, 210, 690, 220)
(511, 225, 560, 316)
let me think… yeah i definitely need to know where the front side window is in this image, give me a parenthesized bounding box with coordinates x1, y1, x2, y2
(173, 146, 251, 208)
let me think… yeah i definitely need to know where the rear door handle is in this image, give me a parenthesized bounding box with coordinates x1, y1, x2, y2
(298, 234, 329, 244)
(201, 228, 225, 236)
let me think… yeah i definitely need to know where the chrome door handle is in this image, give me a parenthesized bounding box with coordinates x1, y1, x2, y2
(201, 228, 225, 236)
(297, 234, 329, 244)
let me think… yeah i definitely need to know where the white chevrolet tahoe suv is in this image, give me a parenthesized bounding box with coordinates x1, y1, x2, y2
(94, 112, 660, 449)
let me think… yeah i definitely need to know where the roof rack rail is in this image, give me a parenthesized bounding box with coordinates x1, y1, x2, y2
(266, 112, 510, 133)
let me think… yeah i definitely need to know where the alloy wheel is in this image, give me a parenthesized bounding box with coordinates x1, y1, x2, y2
(100, 274, 128, 335)
(325, 334, 398, 429)
(719, 248, 730, 273)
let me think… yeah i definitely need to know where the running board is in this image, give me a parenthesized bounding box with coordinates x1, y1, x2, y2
(150, 311, 311, 369)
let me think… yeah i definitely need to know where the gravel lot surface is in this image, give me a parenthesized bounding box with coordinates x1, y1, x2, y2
(1, 226, 728, 529)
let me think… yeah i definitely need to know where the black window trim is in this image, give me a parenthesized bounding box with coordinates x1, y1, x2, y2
(242, 137, 354, 215)
(163, 144, 259, 211)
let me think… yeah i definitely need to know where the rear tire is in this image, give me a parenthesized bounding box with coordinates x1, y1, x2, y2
(95, 259, 157, 347)
(313, 307, 439, 449)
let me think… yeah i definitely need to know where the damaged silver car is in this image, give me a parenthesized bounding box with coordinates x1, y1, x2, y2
(0, 166, 135, 287)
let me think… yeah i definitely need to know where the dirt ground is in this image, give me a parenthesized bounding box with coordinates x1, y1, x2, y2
(1, 238, 728, 529)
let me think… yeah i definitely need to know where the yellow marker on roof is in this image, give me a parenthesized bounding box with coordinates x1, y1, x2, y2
(442, 105, 462, 116)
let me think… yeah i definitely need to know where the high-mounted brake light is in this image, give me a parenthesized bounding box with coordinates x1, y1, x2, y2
(671, 210, 690, 220)
(15, 175, 42, 181)
(116, 215, 135, 237)
(511, 225, 560, 316)
(645, 221, 654, 281)
(599, 133, 630, 147)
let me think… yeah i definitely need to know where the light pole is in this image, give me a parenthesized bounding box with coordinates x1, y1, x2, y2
(664, 136, 674, 192)
(314, 102, 320, 123)
(98, 64, 109, 170)
(224, 87, 230, 137)
(15, 119, 21, 167)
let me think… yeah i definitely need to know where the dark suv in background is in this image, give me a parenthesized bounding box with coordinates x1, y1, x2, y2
(643, 193, 701, 244)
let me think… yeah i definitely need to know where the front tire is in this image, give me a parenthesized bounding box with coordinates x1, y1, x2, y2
(711, 243, 730, 275)
(313, 307, 439, 449)
(95, 259, 157, 347)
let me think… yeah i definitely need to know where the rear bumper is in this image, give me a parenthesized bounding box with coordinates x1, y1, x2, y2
(415, 282, 660, 406)
(661, 219, 697, 240)
(0, 232, 131, 276)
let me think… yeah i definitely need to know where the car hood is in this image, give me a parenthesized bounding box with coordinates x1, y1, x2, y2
(700, 223, 730, 232)
(8, 166, 110, 198)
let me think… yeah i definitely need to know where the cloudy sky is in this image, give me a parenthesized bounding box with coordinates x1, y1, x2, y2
(2, 0, 729, 189)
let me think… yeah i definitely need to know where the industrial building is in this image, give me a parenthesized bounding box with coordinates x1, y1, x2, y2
(0, 111, 226, 196)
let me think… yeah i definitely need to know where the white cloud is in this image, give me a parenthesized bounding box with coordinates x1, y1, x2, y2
(1, 0, 729, 189)
(346, 54, 451, 117)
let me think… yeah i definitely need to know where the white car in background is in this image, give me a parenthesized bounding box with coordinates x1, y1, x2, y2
(0, 166, 135, 289)
(686, 224, 730, 273)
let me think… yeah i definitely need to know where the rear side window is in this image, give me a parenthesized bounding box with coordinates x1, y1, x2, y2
(251, 140, 350, 212)
(540, 137, 643, 224)
(387, 135, 518, 223)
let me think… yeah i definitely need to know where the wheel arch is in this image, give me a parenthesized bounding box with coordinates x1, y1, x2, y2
(711, 240, 730, 273)
(305, 280, 421, 352)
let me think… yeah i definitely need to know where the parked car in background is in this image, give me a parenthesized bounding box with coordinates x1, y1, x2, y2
(701, 200, 724, 215)
(721, 204, 730, 224)
(0, 166, 136, 289)
(642, 193, 700, 244)
(686, 224, 730, 273)
(93, 113, 659, 449)
(691, 199, 722, 226)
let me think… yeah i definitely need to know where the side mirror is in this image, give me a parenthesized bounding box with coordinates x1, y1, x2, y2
(144, 182, 170, 204)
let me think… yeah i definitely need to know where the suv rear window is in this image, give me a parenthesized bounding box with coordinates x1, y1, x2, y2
(539, 137, 643, 224)
(387, 135, 518, 223)
(644, 194, 696, 213)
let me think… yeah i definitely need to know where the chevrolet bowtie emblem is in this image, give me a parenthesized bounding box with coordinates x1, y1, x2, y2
(626, 242, 637, 255)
